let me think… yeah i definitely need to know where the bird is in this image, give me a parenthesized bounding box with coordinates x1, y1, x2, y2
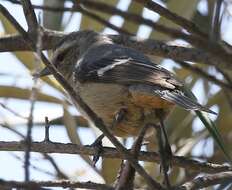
(37, 30, 215, 137)
(37, 30, 216, 186)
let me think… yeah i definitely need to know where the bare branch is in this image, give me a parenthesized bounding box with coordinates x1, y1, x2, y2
(21, 0, 42, 180)
(3, 0, 130, 35)
(77, 0, 232, 68)
(210, 0, 223, 41)
(43, 154, 69, 179)
(134, 0, 207, 37)
(24, 86, 37, 181)
(176, 61, 232, 91)
(1, 31, 230, 91)
(0, 102, 28, 119)
(1, 123, 70, 180)
(21, 0, 38, 30)
(178, 171, 232, 190)
(0, 179, 114, 190)
(0, 140, 231, 174)
(1, 2, 232, 69)
(0, 31, 226, 68)
(115, 124, 150, 190)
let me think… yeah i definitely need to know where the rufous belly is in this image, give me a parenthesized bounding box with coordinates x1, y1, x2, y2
(77, 82, 174, 137)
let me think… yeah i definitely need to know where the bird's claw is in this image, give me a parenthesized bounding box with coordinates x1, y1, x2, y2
(90, 134, 104, 166)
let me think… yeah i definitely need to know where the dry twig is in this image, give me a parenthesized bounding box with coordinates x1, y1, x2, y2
(0, 140, 231, 174)
(0, 179, 114, 190)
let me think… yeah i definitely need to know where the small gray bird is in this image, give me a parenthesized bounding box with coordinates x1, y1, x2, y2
(38, 30, 215, 137)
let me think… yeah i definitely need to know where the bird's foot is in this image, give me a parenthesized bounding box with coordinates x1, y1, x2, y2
(90, 134, 105, 166)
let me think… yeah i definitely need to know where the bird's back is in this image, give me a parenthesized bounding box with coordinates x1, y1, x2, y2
(73, 43, 188, 137)
(52, 33, 215, 137)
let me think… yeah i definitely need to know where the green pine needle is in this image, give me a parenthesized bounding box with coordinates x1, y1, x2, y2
(184, 88, 232, 164)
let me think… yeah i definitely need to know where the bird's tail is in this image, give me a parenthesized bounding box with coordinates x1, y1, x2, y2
(154, 89, 216, 115)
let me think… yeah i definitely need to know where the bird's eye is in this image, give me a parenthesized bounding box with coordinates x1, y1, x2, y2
(56, 48, 70, 62)
(56, 52, 66, 62)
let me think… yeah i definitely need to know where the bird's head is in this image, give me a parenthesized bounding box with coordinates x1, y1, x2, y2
(34, 30, 108, 81)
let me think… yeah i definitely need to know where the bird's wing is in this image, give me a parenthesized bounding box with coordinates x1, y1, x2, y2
(74, 45, 215, 114)
(76, 55, 182, 89)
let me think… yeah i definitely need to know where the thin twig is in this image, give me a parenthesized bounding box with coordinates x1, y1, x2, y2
(21, 0, 38, 30)
(115, 124, 150, 190)
(134, 0, 207, 37)
(12, 153, 56, 177)
(11, 0, 229, 65)
(24, 86, 37, 181)
(177, 171, 232, 190)
(44, 117, 50, 142)
(77, 0, 232, 68)
(43, 154, 69, 179)
(1, 31, 228, 91)
(0, 140, 231, 174)
(210, 0, 223, 41)
(0, 179, 114, 190)
(1, 122, 70, 180)
(0, 123, 25, 138)
(1, 0, 232, 68)
(215, 67, 232, 110)
(0, 102, 28, 119)
(23, 2, 42, 179)
(176, 61, 232, 91)
(5, 0, 131, 35)
(0, 31, 225, 68)
(216, 67, 232, 85)
(72, 3, 132, 35)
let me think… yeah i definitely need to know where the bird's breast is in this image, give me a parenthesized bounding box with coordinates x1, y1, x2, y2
(76, 82, 174, 137)
(77, 82, 128, 122)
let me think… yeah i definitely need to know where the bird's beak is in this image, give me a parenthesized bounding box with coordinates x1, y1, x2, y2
(33, 67, 52, 79)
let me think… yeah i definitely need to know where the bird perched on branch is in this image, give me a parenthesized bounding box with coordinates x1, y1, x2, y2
(38, 30, 215, 137)
(37, 30, 215, 186)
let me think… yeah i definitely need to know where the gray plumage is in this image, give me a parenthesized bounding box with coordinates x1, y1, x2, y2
(72, 31, 215, 114)
(37, 30, 216, 137)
